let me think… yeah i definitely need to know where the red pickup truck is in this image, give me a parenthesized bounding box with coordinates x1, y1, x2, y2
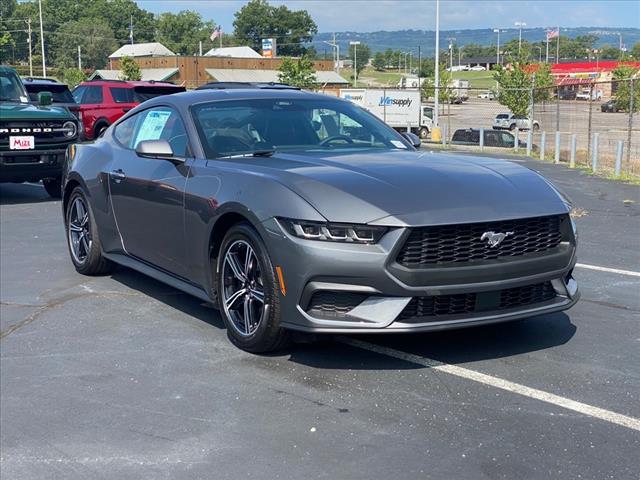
(72, 79, 185, 140)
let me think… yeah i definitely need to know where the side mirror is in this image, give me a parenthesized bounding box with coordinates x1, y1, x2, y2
(135, 139, 183, 163)
(402, 132, 421, 149)
(38, 91, 53, 106)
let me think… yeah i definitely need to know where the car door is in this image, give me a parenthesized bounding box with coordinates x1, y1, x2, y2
(109, 105, 192, 278)
(108, 86, 138, 123)
(77, 85, 104, 137)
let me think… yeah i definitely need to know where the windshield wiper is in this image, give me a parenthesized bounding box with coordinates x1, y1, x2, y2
(216, 149, 276, 159)
(252, 149, 275, 157)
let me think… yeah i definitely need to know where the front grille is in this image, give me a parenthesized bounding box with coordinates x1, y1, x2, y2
(398, 281, 557, 321)
(0, 121, 72, 145)
(306, 291, 368, 319)
(397, 215, 565, 267)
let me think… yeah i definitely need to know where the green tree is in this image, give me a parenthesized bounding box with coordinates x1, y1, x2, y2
(119, 55, 141, 81)
(421, 67, 453, 103)
(60, 67, 86, 88)
(233, 0, 317, 57)
(612, 65, 639, 113)
(0, 0, 17, 52)
(493, 56, 532, 116)
(277, 56, 317, 89)
(372, 52, 386, 71)
(156, 10, 216, 55)
(630, 42, 640, 61)
(533, 63, 555, 102)
(418, 58, 435, 79)
(349, 42, 371, 76)
(599, 44, 623, 60)
(52, 18, 117, 69)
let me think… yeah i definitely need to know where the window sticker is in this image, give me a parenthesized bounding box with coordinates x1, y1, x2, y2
(391, 140, 407, 149)
(134, 110, 172, 146)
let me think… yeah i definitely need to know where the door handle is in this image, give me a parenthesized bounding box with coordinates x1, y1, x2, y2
(110, 169, 126, 183)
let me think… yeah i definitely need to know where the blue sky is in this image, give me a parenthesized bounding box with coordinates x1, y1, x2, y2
(136, 0, 640, 32)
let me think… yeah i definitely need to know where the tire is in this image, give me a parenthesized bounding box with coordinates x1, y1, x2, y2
(419, 127, 429, 140)
(217, 222, 290, 353)
(533, 123, 540, 132)
(94, 123, 109, 139)
(509, 124, 516, 131)
(42, 177, 62, 198)
(65, 187, 114, 275)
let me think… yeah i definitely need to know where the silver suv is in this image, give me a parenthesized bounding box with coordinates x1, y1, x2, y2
(493, 113, 540, 131)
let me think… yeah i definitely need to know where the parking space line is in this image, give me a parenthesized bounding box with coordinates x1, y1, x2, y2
(338, 337, 640, 432)
(575, 263, 640, 277)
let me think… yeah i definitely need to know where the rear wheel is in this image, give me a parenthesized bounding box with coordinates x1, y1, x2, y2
(42, 177, 62, 198)
(532, 123, 540, 132)
(217, 223, 290, 353)
(419, 127, 430, 140)
(94, 123, 109, 139)
(509, 124, 516, 131)
(65, 187, 114, 275)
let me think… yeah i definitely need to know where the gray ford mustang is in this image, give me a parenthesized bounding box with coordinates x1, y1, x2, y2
(62, 87, 579, 352)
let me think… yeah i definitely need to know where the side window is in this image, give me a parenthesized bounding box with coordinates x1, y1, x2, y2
(113, 113, 139, 148)
(131, 107, 190, 157)
(110, 87, 133, 103)
(72, 86, 86, 103)
(82, 86, 103, 104)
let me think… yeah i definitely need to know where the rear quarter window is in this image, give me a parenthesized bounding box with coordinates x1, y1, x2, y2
(110, 87, 134, 103)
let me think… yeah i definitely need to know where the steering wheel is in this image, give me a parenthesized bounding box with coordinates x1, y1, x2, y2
(319, 135, 354, 146)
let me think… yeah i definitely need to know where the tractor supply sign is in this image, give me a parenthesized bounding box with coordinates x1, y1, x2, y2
(340, 89, 420, 128)
(262, 38, 276, 58)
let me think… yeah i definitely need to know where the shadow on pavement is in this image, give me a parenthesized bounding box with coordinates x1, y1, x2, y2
(0, 183, 55, 205)
(109, 265, 577, 371)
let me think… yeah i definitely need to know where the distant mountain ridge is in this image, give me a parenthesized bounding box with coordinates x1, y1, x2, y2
(312, 27, 640, 56)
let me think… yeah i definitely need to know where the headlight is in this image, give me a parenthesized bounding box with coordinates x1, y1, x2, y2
(278, 218, 387, 244)
(62, 120, 77, 138)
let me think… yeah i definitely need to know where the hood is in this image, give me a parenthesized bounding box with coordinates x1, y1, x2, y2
(0, 103, 76, 121)
(230, 149, 570, 226)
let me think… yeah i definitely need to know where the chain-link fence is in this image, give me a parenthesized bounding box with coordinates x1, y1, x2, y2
(414, 79, 639, 177)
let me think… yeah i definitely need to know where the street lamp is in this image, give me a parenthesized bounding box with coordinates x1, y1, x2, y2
(493, 28, 505, 66)
(349, 41, 360, 87)
(447, 37, 456, 71)
(535, 45, 542, 63)
(515, 21, 526, 55)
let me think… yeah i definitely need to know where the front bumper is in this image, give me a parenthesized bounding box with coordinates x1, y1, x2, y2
(0, 147, 67, 182)
(262, 218, 579, 333)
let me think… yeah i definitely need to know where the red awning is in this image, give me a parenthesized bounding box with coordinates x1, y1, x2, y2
(557, 77, 595, 86)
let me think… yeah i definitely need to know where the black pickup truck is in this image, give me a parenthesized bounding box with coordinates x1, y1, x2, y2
(1, 65, 81, 197)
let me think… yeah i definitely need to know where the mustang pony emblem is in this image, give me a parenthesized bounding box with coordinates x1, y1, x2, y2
(481, 231, 514, 247)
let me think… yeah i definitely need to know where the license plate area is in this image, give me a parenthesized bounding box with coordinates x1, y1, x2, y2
(10, 136, 35, 150)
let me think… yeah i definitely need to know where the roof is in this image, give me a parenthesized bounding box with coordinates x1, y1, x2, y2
(90, 68, 179, 82)
(550, 61, 640, 74)
(204, 68, 349, 85)
(22, 77, 64, 85)
(109, 42, 175, 59)
(204, 46, 262, 58)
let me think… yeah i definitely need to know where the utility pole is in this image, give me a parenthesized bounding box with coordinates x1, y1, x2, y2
(447, 37, 455, 71)
(129, 15, 134, 46)
(556, 26, 560, 64)
(26, 19, 33, 77)
(324, 34, 340, 73)
(199, 41, 202, 56)
(38, 0, 46, 77)
(434, 0, 440, 128)
(350, 41, 360, 87)
(493, 28, 501, 66)
(78, 45, 81, 70)
(515, 21, 526, 55)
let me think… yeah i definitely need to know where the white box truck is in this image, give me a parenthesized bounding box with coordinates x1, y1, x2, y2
(339, 89, 434, 139)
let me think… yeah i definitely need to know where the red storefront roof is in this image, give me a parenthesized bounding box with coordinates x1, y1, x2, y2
(551, 61, 640, 74)
(557, 77, 596, 86)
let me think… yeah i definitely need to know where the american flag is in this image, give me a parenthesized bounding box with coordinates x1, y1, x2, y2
(210, 26, 222, 41)
(546, 29, 559, 40)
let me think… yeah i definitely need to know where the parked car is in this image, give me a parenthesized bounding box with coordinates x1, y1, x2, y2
(469, 65, 486, 71)
(477, 91, 495, 100)
(575, 88, 591, 101)
(62, 86, 579, 352)
(601, 99, 621, 113)
(0, 65, 81, 197)
(72, 79, 185, 140)
(451, 128, 532, 149)
(558, 89, 577, 101)
(493, 113, 539, 131)
(22, 77, 80, 118)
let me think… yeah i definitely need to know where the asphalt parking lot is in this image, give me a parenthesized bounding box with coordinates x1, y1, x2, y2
(1, 157, 639, 479)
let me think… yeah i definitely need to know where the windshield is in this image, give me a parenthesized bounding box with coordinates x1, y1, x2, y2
(192, 97, 411, 158)
(25, 84, 75, 103)
(0, 69, 29, 103)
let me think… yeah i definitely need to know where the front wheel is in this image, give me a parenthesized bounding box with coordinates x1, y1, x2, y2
(217, 223, 290, 353)
(419, 127, 430, 140)
(65, 187, 114, 275)
(532, 123, 540, 131)
(43, 177, 62, 198)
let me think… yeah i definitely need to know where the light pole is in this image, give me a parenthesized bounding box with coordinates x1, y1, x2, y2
(493, 28, 502, 66)
(515, 21, 526, 55)
(350, 41, 360, 87)
(447, 37, 456, 71)
(25, 19, 33, 77)
(38, 0, 46, 76)
(535, 45, 542, 63)
(434, 0, 440, 128)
